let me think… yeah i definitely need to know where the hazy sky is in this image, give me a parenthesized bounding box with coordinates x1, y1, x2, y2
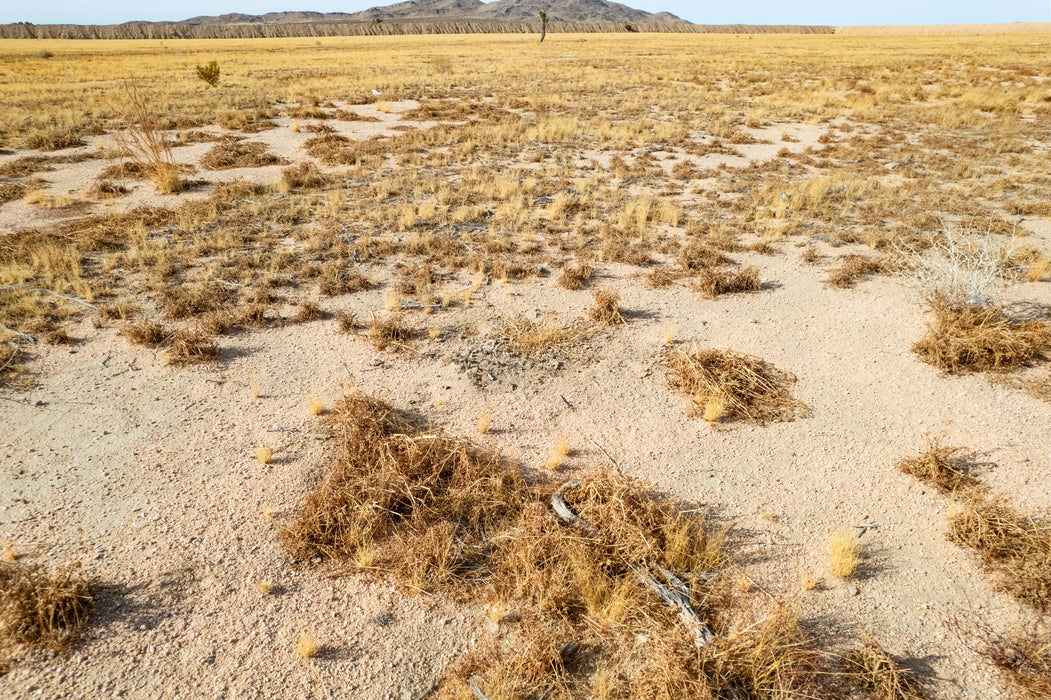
(1, 0, 1048, 26)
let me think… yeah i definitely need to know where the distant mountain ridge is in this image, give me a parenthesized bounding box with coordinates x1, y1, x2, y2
(177, 0, 688, 26)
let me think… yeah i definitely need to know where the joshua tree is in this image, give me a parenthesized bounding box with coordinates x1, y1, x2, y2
(538, 10, 548, 43)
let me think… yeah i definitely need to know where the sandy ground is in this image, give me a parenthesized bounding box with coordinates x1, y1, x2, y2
(2, 102, 1050, 699)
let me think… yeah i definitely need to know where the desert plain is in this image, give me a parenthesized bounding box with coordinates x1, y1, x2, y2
(1, 31, 1050, 700)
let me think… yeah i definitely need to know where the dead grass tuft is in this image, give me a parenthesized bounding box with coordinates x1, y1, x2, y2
(693, 266, 761, 298)
(499, 318, 589, 355)
(947, 495, 1051, 609)
(668, 343, 805, 424)
(912, 300, 1051, 374)
(291, 302, 327, 324)
(280, 162, 328, 190)
(679, 242, 732, 270)
(558, 262, 593, 290)
(979, 622, 1051, 698)
(200, 138, 288, 170)
(367, 313, 413, 350)
(825, 254, 896, 288)
(588, 289, 624, 326)
(165, 328, 221, 365)
(828, 529, 860, 579)
(897, 439, 982, 494)
(842, 637, 927, 700)
(283, 391, 827, 696)
(119, 321, 169, 347)
(0, 560, 92, 651)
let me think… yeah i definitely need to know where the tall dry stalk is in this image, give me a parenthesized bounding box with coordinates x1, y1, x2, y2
(112, 79, 181, 194)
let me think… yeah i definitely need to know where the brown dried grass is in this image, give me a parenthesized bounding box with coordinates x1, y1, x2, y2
(693, 266, 761, 298)
(283, 392, 821, 697)
(588, 289, 624, 326)
(119, 321, 169, 347)
(165, 328, 221, 365)
(0, 560, 92, 651)
(367, 313, 413, 350)
(897, 439, 982, 494)
(980, 622, 1051, 698)
(842, 637, 927, 700)
(200, 138, 288, 170)
(825, 254, 895, 288)
(912, 300, 1051, 374)
(947, 495, 1051, 609)
(668, 343, 805, 425)
(558, 262, 593, 290)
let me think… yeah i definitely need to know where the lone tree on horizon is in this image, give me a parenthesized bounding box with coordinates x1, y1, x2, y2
(538, 10, 548, 43)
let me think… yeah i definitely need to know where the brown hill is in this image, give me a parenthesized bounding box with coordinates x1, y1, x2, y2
(0, 20, 833, 40)
(173, 0, 683, 26)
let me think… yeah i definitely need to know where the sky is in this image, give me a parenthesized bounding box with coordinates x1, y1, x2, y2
(0, 0, 1048, 26)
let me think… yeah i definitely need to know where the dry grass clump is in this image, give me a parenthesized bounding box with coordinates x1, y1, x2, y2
(284, 392, 824, 696)
(119, 321, 169, 347)
(693, 266, 761, 298)
(0, 182, 28, 204)
(828, 529, 860, 579)
(980, 623, 1051, 698)
(280, 162, 327, 190)
(165, 328, 221, 365)
(159, 284, 226, 320)
(499, 318, 589, 355)
(282, 392, 528, 569)
(842, 637, 927, 700)
(679, 242, 732, 270)
(912, 300, 1051, 374)
(200, 138, 288, 170)
(897, 439, 982, 494)
(24, 127, 84, 152)
(588, 289, 624, 326)
(291, 302, 327, 324)
(0, 342, 23, 385)
(558, 262, 593, 290)
(367, 313, 413, 350)
(825, 254, 895, 288)
(112, 80, 182, 194)
(0, 560, 92, 651)
(947, 495, 1051, 609)
(318, 266, 374, 296)
(667, 343, 805, 425)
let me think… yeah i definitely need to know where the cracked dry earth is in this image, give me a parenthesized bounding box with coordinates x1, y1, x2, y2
(2, 242, 1050, 698)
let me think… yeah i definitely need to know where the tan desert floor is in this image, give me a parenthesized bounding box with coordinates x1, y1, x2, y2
(2, 101, 1051, 699)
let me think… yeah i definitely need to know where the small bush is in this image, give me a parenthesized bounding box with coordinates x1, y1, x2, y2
(947, 495, 1051, 608)
(195, 60, 221, 88)
(558, 262, 593, 290)
(825, 254, 894, 288)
